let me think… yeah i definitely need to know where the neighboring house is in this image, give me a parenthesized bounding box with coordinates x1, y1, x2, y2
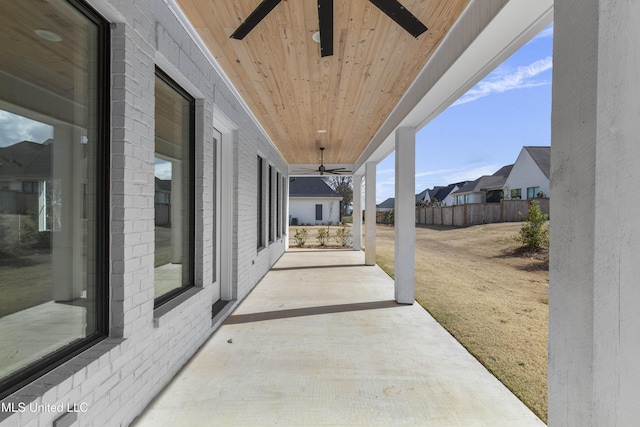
(0, 140, 53, 184)
(417, 182, 467, 206)
(452, 165, 513, 204)
(376, 197, 395, 212)
(503, 146, 550, 200)
(289, 177, 342, 225)
(0, 140, 57, 230)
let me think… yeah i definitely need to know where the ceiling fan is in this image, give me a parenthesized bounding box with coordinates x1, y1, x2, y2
(299, 147, 350, 175)
(230, 0, 428, 57)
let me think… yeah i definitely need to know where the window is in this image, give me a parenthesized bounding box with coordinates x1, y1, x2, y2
(511, 188, 522, 200)
(268, 165, 274, 243)
(281, 176, 287, 235)
(316, 204, 323, 221)
(527, 186, 541, 199)
(257, 156, 264, 249)
(456, 195, 463, 205)
(0, 0, 109, 398)
(21, 182, 39, 193)
(154, 68, 195, 306)
(276, 172, 281, 238)
(464, 194, 473, 204)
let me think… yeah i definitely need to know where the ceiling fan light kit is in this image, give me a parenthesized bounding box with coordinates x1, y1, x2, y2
(231, 0, 428, 57)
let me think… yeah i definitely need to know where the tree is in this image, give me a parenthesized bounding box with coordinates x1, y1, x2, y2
(327, 176, 353, 218)
(515, 199, 549, 251)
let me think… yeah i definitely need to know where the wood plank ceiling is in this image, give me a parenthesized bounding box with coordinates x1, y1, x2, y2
(177, 0, 469, 167)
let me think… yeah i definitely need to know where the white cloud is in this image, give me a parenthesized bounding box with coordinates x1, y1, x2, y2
(415, 167, 461, 178)
(0, 110, 53, 147)
(453, 56, 553, 106)
(154, 159, 172, 180)
(377, 168, 395, 175)
(440, 164, 503, 184)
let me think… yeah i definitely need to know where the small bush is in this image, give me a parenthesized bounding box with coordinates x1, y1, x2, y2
(382, 209, 394, 225)
(516, 200, 549, 251)
(316, 228, 329, 246)
(293, 228, 309, 247)
(335, 226, 352, 247)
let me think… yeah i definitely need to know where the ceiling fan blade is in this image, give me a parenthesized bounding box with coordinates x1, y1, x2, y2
(317, 0, 334, 57)
(230, 0, 282, 40)
(325, 168, 351, 174)
(368, 0, 428, 38)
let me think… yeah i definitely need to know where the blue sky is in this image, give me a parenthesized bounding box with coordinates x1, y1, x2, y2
(375, 24, 554, 204)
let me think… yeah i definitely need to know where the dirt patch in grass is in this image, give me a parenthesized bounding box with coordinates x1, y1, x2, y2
(374, 222, 548, 422)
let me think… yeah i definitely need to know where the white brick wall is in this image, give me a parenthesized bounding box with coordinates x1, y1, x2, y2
(0, 0, 287, 425)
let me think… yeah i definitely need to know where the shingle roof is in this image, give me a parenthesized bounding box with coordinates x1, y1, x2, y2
(452, 178, 481, 194)
(492, 164, 513, 177)
(524, 146, 550, 179)
(432, 184, 458, 202)
(0, 140, 52, 180)
(289, 177, 341, 198)
(377, 197, 395, 209)
(415, 188, 428, 202)
(155, 177, 171, 192)
(452, 175, 507, 195)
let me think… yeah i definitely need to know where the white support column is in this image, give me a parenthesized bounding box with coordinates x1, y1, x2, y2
(171, 160, 183, 264)
(52, 125, 84, 301)
(364, 163, 376, 266)
(394, 127, 415, 304)
(550, 1, 640, 426)
(284, 176, 290, 250)
(352, 174, 363, 251)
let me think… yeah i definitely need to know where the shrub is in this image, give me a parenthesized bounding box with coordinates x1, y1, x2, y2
(316, 228, 329, 246)
(383, 209, 394, 225)
(293, 228, 309, 247)
(516, 200, 549, 251)
(335, 226, 352, 247)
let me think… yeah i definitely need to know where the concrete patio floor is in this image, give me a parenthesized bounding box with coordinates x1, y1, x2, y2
(133, 249, 545, 426)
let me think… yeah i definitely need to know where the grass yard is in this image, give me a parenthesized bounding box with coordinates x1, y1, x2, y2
(375, 222, 548, 422)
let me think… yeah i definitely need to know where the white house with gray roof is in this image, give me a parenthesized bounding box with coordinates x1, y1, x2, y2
(288, 177, 342, 225)
(451, 165, 513, 204)
(503, 146, 550, 200)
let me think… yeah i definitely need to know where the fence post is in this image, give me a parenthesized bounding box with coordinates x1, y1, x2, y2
(463, 203, 467, 226)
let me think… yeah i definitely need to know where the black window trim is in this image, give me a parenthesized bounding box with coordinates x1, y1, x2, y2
(276, 171, 281, 238)
(0, 0, 110, 400)
(153, 66, 197, 309)
(268, 164, 274, 243)
(257, 155, 264, 250)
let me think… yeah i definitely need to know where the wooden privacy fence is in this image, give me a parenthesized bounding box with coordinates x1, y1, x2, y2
(376, 198, 550, 227)
(415, 198, 549, 227)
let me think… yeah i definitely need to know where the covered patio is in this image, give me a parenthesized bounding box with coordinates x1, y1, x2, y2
(3, 0, 640, 424)
(133, 249, 543, 426)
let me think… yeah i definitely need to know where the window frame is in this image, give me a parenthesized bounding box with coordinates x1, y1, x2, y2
(153, 67, 196, 308)
(0, 0, 110, 399)
(511, 188, 522, 199)
(276, 172, 281, 238)
(268, 165, 274, 243)
(527, 186, 541, 199)
(257, 155, 264, 250)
